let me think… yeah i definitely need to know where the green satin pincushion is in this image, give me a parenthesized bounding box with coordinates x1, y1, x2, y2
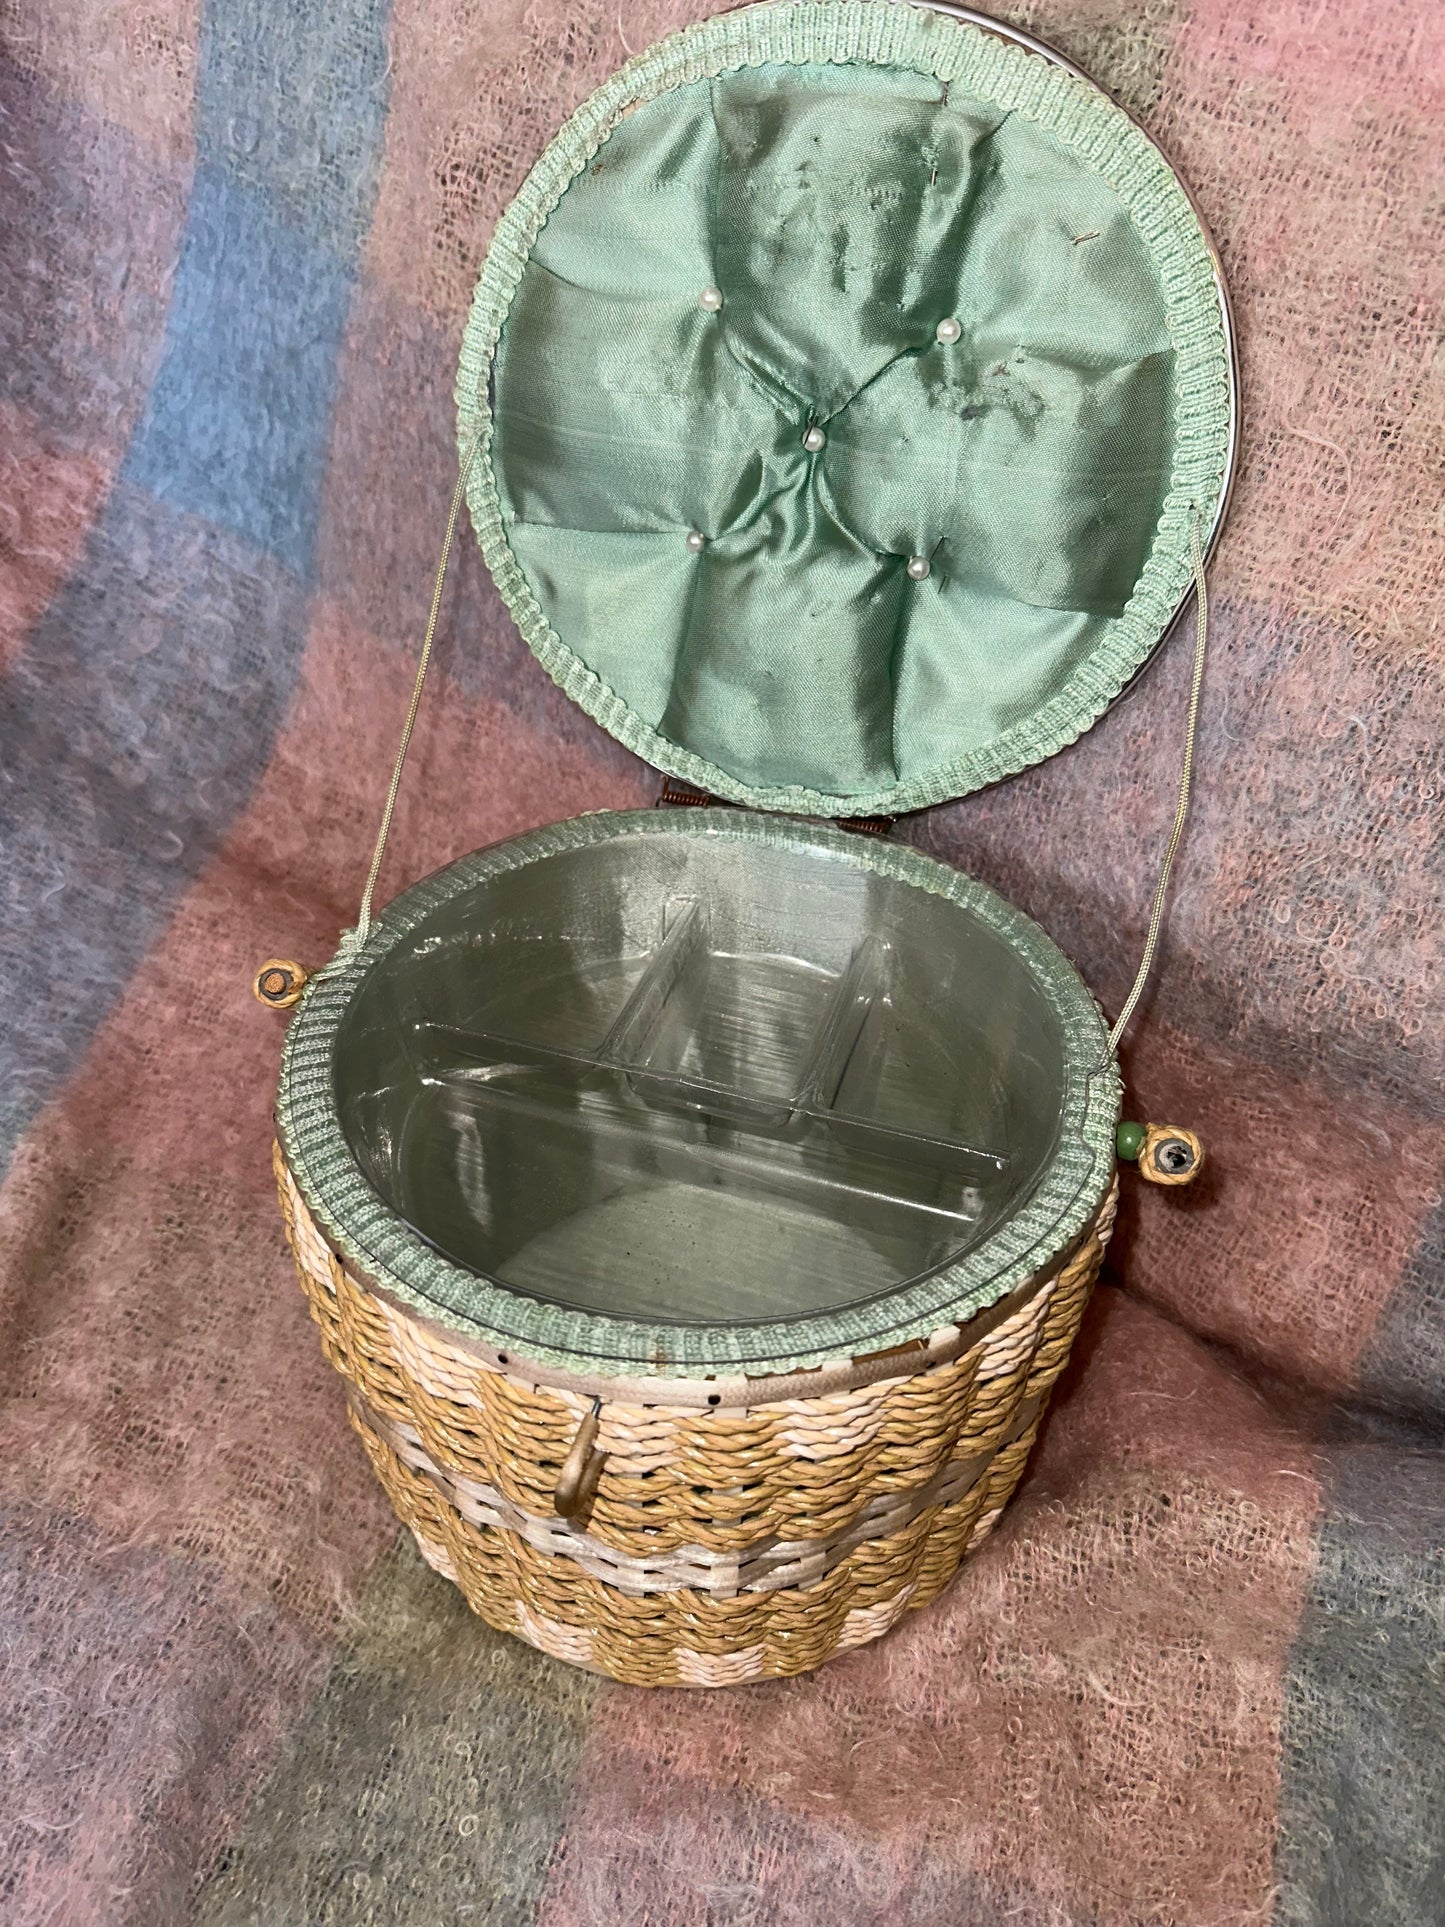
(459, 0, 1232, 818)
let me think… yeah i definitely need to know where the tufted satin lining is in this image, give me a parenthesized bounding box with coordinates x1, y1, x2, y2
(495, 62, 1175, 797)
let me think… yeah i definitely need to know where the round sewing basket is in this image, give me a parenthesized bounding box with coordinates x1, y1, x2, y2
(262, 0, 1235, 1688)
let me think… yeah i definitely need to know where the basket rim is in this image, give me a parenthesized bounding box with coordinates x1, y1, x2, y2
(278, 1148, 1115, 1405)
(276, 809, 1119, 1378)
(455, 0, 1235, 818)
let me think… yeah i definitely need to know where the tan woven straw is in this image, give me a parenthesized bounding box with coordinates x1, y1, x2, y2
(277, 1145, 1115, 1687)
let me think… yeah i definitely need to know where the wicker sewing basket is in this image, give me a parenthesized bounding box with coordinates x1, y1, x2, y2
(257, 1, 1235, 1688)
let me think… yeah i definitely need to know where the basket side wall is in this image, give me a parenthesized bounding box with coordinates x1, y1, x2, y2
(274, 1144, 1113, 1686)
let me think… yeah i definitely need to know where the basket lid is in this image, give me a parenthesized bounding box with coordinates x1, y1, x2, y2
(458, 0, 1235, 818)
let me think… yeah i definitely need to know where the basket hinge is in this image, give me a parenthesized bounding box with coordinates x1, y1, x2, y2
(656, 777, 893, 838)
(656, 775, 720, 810)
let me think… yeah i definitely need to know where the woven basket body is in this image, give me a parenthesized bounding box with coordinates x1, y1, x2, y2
(272, 809, 1120, 1686)
(277, 1147, 1113, 1686)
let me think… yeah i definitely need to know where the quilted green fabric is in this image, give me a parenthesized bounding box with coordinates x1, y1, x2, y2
(459, 1, 1232, 815)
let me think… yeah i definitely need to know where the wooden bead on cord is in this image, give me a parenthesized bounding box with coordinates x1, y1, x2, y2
(1137, 1124, 1204, 1185)
(253, 960, 311, 1010)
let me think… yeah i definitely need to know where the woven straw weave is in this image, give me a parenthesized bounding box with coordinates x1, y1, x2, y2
(276, 1147, 1115, 1686)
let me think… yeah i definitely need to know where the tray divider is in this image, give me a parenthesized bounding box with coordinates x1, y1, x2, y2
(397, 908, 1009, 1176)
(597, 897, 706, 1070)
(793, 935, 887, 1114)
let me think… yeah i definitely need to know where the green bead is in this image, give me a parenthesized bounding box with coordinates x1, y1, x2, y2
(1116, 1121, 1146, 1161)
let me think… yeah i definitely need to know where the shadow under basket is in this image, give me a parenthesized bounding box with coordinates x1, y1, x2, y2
(263, 0, 1230, 1686)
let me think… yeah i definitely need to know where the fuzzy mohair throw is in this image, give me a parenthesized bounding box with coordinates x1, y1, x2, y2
(1, 1, 1441, 1923)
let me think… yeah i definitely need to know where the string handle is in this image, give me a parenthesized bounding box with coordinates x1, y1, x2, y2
(354, 433, 483, 946)
(1105, 514, 1210, 1056)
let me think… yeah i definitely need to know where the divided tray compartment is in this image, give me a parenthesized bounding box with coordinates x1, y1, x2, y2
(331, 819, 1095, 1329)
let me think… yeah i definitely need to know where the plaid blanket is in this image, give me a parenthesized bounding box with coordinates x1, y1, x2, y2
(2, 2, 1441, 1922)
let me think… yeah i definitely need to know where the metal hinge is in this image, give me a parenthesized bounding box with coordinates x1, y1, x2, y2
(657, 776, 893, 838)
